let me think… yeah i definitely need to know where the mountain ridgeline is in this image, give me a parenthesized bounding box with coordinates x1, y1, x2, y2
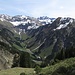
(0, 14, 75, 69)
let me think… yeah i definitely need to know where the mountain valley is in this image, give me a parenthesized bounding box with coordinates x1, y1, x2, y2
(0, 14, 75, 75)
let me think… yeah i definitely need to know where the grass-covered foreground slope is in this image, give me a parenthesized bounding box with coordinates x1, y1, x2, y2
(40, 57, 75, 75)
(1, 57, 75, 75)
(0, 68, 34, 75)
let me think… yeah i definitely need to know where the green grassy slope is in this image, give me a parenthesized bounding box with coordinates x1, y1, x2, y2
(0, 68, 34, 75)
(40, 57, 75, 75)
(1, 57, 75, 75)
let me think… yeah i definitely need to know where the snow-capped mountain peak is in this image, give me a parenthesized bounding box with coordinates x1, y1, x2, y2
(0, 14, 74, 31)
(53, 17, 74, 31)
(0, 14, 12, 21)
(37, 16, 55, 25)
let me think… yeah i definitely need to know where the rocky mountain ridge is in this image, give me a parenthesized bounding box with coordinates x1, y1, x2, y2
(0, 14, 75, 69)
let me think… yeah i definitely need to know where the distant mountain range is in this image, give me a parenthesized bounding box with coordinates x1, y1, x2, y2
(0, 14, 55, 26)
(0, 14, 75, 69)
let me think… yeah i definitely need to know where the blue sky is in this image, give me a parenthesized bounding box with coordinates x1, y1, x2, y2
(0, 0, 75, 18)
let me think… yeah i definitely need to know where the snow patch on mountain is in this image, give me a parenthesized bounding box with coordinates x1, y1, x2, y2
(10, 20, 31, 26)
(20, 15, 28, 19)
(28, 24, 39, 29)
(38, 16, 55, 25)
(69, 19, 73, 23)
(0, 14, 74, 30)
(0, 18, 5, 21)
(53, 18, 74, 31)
(0, 14, 12, 21)
(56, 22, 69, 30)
(39, 19, 52, 24)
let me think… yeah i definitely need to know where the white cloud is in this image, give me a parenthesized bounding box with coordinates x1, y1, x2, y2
(60, 6, 64, 9)
(0, 8, 5, 11)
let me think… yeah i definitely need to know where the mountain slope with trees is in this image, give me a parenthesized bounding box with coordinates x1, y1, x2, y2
(0, 15, 75, 70)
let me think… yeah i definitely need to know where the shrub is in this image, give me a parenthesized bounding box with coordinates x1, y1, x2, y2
(20, 72, 26, 75)
(34, 65, 42, 74)
(52, 66, 67, 75)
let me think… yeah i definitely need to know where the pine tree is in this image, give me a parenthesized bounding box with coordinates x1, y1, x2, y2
(34, 65, 42, 74)
(20, 52, 32, 68)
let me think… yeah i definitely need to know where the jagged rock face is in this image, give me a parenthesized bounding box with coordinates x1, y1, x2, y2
(37, 16, 55, 25)
(0, 49, 14, 70)
(25, 17, 75, 60)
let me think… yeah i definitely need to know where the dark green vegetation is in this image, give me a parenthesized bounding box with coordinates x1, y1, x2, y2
(20, 72, 26, 75)
(34, 65, 42, 74)
(40, 57, 75, 75)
